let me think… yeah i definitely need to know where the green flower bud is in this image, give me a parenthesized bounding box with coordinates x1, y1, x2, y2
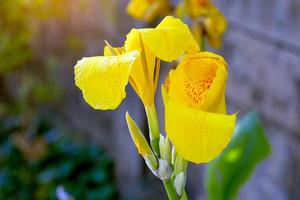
(174, 154, 187, 176)
(159, 135, 171, 164)
(172, 146, 178, 165)
(174, 172, 186, 197)
(157, 159, 173, 180)
(126, 112, 158, 170)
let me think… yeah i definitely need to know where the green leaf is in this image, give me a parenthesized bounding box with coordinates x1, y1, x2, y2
(205, 111, 271, 200)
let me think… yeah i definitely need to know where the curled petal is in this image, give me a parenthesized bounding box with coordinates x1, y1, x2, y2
(141, 16, 199, 62)
(163, 87, 236, 163)
(166, 52, 228, 113)
(74, 51, 139, 110)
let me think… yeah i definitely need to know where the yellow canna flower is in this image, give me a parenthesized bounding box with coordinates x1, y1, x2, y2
(163, 52, 236, 163)
(179, 0, 227, 48)
(126, 0, 172, 23)
(75, 16, 199, 110)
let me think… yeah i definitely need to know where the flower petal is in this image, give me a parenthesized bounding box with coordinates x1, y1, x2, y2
(141, 16, 199, 62)
(125, 29, 156, 105)
(163, 87, 236, 163)
(103, 45, 125, 56)
(166, 52, 228, 113)
(74, 51, 139, 110)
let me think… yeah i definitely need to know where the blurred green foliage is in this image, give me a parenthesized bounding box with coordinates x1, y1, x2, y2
(0, 0, 84, 115)
(205, 112, 271, 200)
(0, 0, 68, 73)
(0, 1, 118, 199)
(0, 0, 32, 73)
(0, 114, 118, 200)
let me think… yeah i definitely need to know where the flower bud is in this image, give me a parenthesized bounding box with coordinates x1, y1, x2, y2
(157, 159, 173, 180)
(174, 154, 188, 176)
(171, 146, 178, 166)
(125, 112, 158, 170)
(174, 172, 186, 197)
(159, 135, 171, 164)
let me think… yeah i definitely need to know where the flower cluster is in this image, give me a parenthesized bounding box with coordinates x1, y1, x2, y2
(74, 16, 236, 199)
(126, 0, 227, 49)
(177, 0, 227, 48)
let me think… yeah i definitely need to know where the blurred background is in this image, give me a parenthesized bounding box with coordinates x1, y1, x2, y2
(0, 0, 299, 199)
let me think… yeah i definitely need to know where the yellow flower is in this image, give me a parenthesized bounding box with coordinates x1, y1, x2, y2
(126, 0, 172, 23)
(75, 16, 198, 110)
(163, 52, 236, 163)
(179, 0, 227, 48)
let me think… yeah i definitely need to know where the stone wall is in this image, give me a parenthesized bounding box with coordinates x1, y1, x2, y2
(214, 0, 300, 199)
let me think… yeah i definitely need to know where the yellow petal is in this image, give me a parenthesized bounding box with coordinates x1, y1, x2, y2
(166, 52, 227, 113)
(125, 29, 156, 105)
(74, 51, 139, 110)
(141, 16, 199, 62)
(162, 87, 236, 163)
(103, 44, 125, 56)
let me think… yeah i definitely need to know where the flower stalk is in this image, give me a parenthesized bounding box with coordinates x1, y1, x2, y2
(145, 104, 161, 156)
(163, 179, 180, 200)
(145, 104, 188, 199)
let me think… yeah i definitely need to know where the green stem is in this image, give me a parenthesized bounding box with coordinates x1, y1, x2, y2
(145, 104, 160, 156)
(180, 191, 188, 200)
(163, 179, 180, 200)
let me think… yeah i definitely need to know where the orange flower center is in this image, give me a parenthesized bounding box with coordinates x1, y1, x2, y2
(183, 59, 217, 105)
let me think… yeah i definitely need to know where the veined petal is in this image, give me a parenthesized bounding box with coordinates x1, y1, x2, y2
(141, 16, 199, 62)
(74, 51, 139, 110)
(162, 87, 236, 163)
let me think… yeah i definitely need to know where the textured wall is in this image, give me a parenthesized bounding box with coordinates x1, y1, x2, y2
(214, 0, 300, 199)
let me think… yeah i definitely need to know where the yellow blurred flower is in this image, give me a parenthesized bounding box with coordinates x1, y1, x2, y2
(74, 16, 198, 110)
(126, 0, 172, 23)
(163, 52, 236, 163)
(177, 0, 227, 48)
